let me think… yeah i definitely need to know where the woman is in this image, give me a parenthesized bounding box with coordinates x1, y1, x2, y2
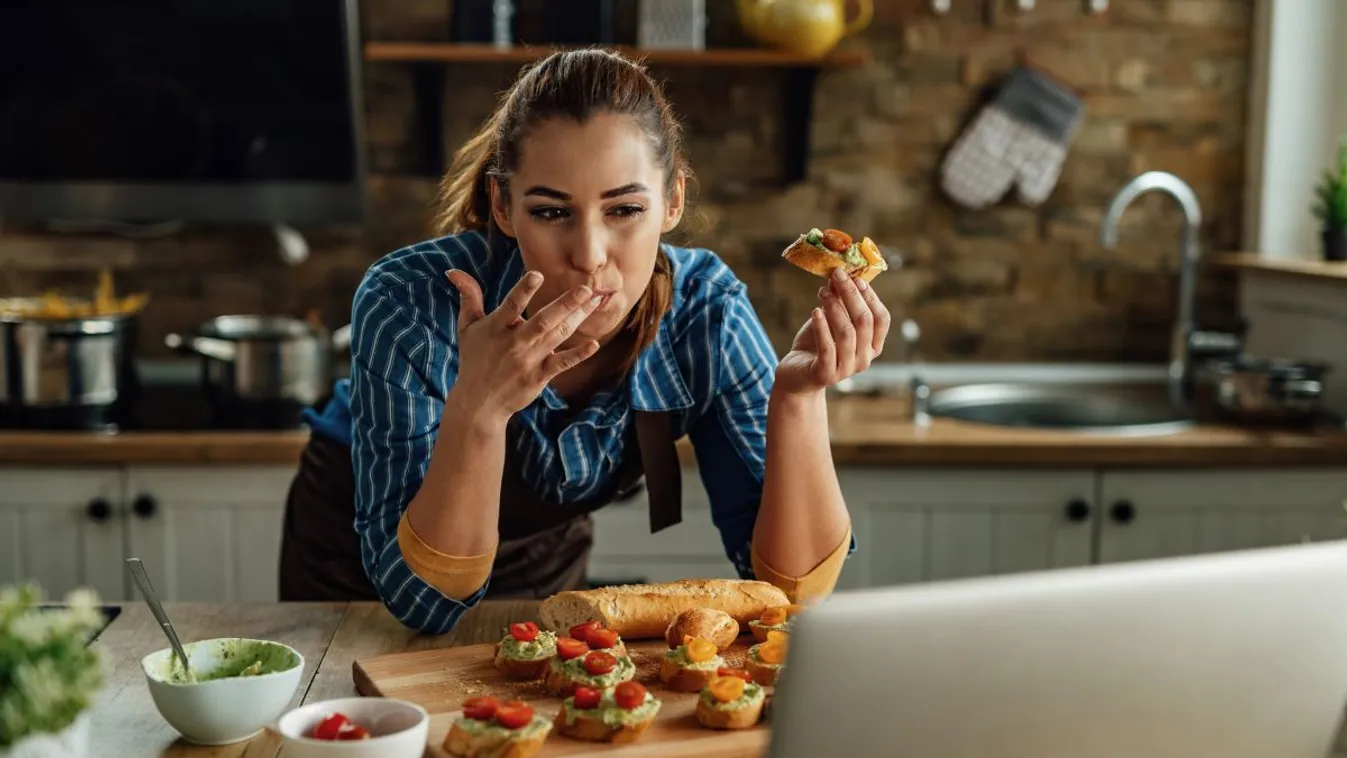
(278, 48, 891, 635)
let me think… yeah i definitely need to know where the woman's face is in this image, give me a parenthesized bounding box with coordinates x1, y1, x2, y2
(490, 112, 684, 348)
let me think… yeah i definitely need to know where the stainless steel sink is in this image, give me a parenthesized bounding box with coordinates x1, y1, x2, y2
(926, 382, 1196, 436)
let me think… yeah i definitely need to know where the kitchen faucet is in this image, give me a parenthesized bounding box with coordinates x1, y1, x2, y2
(1099, 171, 1239, 408)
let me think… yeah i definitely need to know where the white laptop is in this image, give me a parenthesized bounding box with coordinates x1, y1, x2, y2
(767, 540, 1347, 758)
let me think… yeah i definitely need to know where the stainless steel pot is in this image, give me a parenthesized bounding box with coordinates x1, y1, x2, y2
(1195, 355, 1331, 427)
(0, 298, 139, 429)
(165, 315, 349, 407)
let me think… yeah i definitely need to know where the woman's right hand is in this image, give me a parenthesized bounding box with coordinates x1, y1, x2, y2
(445, 269, 603, 424)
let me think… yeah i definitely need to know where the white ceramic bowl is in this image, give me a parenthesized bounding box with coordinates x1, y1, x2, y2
(274, 697, 429, 758)
(141, 637, 304, 745)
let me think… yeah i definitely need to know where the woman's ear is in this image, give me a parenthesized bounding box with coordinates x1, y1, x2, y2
(489, 176, 517, 237)
(661, 172, 686, 234)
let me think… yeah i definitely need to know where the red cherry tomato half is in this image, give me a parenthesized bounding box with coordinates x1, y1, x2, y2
(572, 686, 602, 710)
(556, 637, 590, 660)
(717, 667, 753, 682)
(614, 681, 647, 709)
(569, 620, 602, 643)
(509, 621, 539, 642)
(336, 724, 370, 740)
(583, 650, 618, 675)
(311, 713, 350, 740)
(494, 701, 534, 729)
(462, 696, 500, 721)
(586, 627, 619, 649)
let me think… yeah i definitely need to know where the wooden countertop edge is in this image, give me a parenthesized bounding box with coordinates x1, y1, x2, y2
(1, 429, 1345, 467)
(1209, 252, 1347, 284)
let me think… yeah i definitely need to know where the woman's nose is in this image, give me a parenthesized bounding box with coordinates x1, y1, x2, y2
(570, 225, 608, 273)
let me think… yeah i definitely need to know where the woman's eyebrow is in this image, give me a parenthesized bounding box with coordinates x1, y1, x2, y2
(522, 183, 649, 200)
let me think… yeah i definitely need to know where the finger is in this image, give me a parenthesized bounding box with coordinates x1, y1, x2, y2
(446, 270, 486, 329)
(830, 269, 874, 367)
(821, 288, 853, 376)
(541, 291, 603, 350)
(523, 285, 593, 340)
(856, 275, 891, 356)
(496, 271, 544, 326)
(810, 307, 835, 380)
(541, 339, 600, 377)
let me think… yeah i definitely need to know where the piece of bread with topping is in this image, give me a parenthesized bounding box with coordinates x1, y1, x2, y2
(748, 604, 804, 643)
(658, 636, 725, 692)
(566, 619, 627, 657)
(443, 697, 552, 758)
(539, 579, 789, 639)
(745, 630, 788, 686)
(665, 608, 738, 652)
(781, 228, 888, 283)
(553, 682, 661, 743)
(694, 669, 766, 730)
(493, 621, 557, 679)
(543, 638, 636, 696)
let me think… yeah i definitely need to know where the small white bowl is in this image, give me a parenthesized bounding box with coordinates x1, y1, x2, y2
(141, 637, 304, 745)
(274, 697, 429, 758)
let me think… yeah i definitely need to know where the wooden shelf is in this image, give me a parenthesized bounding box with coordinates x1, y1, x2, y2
(364, 42, 870, 68)
(1209, 252, 1347, 285)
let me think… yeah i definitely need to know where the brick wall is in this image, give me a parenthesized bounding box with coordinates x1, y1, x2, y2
(0, 0, 1250, 362)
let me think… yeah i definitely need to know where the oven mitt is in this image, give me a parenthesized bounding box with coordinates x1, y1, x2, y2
(940, 67, 1084, 209)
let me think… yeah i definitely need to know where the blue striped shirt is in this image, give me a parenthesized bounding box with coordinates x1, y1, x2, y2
(305, 231, 786, 634)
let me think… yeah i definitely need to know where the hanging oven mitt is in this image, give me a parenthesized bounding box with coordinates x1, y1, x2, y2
(940, 67, 1084, 209)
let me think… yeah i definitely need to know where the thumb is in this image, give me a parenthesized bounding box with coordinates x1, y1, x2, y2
(446, 270, 486, 330)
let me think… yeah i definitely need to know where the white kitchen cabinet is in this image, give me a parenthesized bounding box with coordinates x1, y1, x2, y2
(838, 469, 1097, 588)
(124, 465, 295, 603)
(1097, 469, 1347, 563)
(0, 467, 126, 601)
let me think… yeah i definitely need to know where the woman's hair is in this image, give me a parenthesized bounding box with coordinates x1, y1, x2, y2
(433, 48, 691, 374)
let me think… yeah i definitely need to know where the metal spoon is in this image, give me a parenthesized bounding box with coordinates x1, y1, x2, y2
(126, 558, 192, 682)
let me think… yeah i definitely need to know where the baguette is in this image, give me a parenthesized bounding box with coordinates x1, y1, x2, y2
(540, 579, 790, 639)
(781, 228, 887, 283)
(443, 722, 549, 758)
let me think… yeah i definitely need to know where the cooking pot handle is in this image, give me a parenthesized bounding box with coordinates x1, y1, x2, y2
(332, 324, 351, 351)
(164, 333, 236, 362)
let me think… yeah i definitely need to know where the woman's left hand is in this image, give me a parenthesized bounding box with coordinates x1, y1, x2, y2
(775, 267, 891, 397)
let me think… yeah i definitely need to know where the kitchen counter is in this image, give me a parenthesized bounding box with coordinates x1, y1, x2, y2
(3, 394, 1347, 467)
(88, 600, 541, 758)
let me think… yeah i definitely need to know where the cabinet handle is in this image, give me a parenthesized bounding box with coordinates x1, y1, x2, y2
(1110, 500, 1136, 524)
(132, 495, 157, 519)
(1064, 498, 1091, 522)
(86, 498, 112, 522)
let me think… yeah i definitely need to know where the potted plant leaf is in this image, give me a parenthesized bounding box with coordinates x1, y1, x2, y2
(0, 583, 105, 758)
(1313, 135, 1347, 261)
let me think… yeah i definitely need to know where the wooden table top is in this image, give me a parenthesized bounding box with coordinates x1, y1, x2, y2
(4, 395, 1347, 467)
(90, 600, 541, 758)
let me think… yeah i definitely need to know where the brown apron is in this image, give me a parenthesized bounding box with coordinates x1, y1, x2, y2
(278, 410, 682, 602)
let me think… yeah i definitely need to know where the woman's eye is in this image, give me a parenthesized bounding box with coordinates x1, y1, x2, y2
(610, 205, 646, 219)
(529, 206, 569, 222)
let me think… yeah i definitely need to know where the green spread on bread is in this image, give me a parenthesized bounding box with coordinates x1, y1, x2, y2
(499, 630, 556, 661)
(801, 227, 868, 269)
(562, 689, 660, 727)
(454, 713, 551, 740)
(552, 654, 635, 687)
(699, 682, 765, 712)
(664, 646, 723, 671)
(750, 618, 790, 634)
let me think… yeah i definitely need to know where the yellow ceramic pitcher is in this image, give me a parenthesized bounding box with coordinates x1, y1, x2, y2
(735, 0, 873, 58)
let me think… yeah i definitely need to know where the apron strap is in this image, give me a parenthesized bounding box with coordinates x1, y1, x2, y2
(633, 410, 683, 533)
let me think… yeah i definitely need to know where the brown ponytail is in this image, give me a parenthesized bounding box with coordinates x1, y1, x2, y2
(431, 48, 692, 375)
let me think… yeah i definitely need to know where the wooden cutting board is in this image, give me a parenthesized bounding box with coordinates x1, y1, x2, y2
(353, 637, 771, 758)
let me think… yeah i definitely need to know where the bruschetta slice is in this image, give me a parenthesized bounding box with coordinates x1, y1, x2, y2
(493, 621, 557, 679)
(567, 619, 628, 657)
(444, 697, 552, 758)
(658, 636, 724, 692)
(745, 630, 787, 686)
(554, 682, 661, 743)
(747, 604, 804, 642)
(543, 638, 636, 696)
(694, 669, 766, 730)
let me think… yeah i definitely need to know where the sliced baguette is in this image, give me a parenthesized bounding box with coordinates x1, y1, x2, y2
(552, 709, 656, 743)
(781, 236, 884, 283)
(443, 720, 550, 758)
(492, 644, 551, 679)
(659, 655, 721, 692)
(695, 695, 765, 730)
(744, 655, 780, 687)
(540, 579, 790, 639)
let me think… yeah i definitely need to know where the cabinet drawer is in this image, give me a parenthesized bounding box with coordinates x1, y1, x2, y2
(590, 503, 726, 559)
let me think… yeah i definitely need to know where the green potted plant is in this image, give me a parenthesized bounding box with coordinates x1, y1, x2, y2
(1313, 135, 1347, 261)
(0, 583, 105, 758)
